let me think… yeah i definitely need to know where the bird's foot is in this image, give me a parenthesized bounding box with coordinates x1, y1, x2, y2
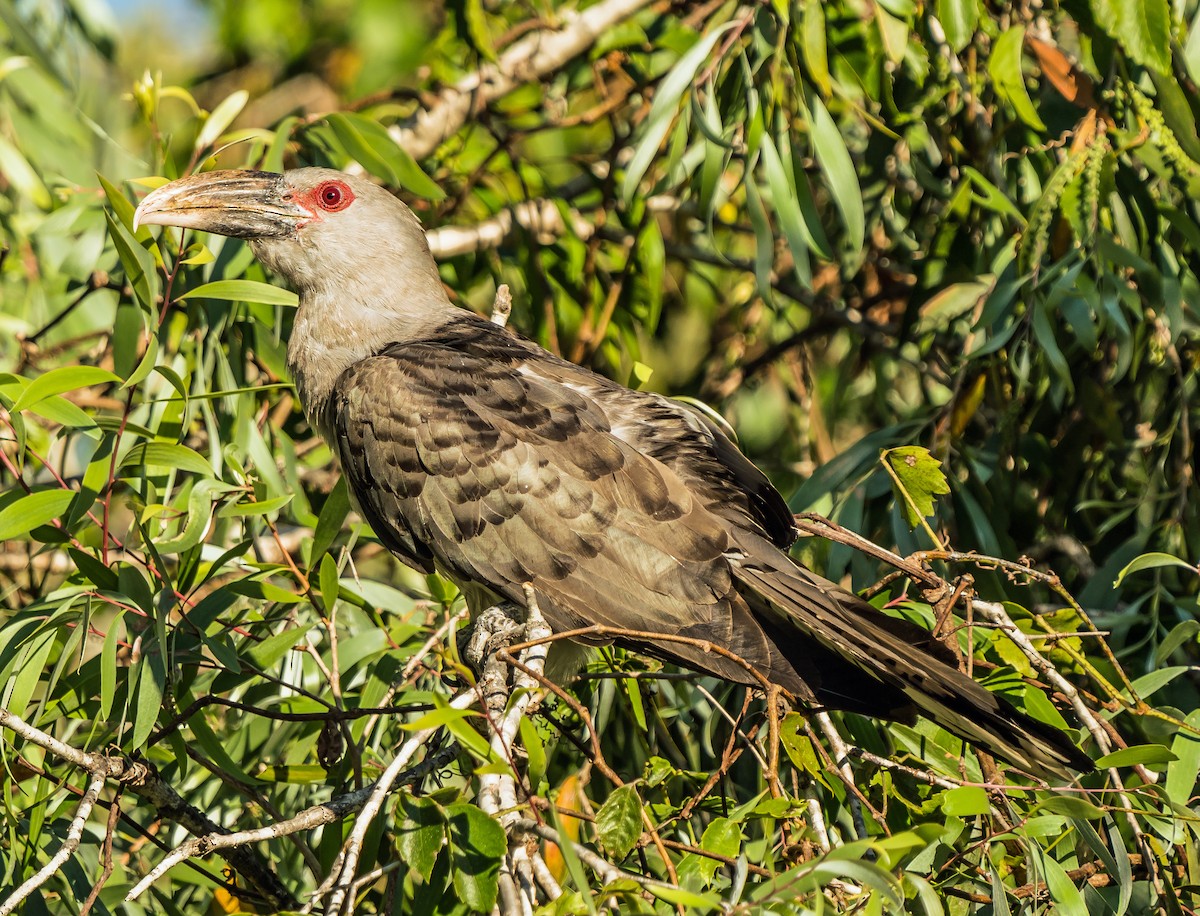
(462, 602, 527, 671)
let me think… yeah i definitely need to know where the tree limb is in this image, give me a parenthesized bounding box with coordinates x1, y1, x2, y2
(391, 0, 657, 159)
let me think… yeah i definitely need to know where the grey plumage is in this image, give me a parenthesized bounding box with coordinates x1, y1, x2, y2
(134, 167, 1094, 778)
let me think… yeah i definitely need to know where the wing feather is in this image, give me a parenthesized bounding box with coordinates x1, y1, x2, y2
(327, 317, 778, 680)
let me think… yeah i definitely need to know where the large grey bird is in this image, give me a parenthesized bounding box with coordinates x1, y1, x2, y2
(134, 167, 1092, 777)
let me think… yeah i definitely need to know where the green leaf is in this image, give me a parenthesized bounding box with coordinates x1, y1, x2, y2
(155, 479, 232, 554)
(635, 217, 664, 333)
(989, 26, 1046, 131)
(5, 629, 57, 721)
(325, 113, 445, 201)
(402, 704, 478, 733)
(112, 301, 145, 380)
(808, 93, 864, 251)
(780, 712, 827, 785)
(621, 22, 737, 202)
(218, 492, 294, 518)
(100, 611, 123, 721)
(121, 442, 214, 478)
(646, 884, 721, 910)
(453, 0, 497, 61)
(915, 280, 990, 334)
(1156, 620, 1200, 666)
(445, 803, 506, 912)
(644, 756, 677, 787)
(595, 784, 643, 859)
(1033, 845, 1086, 916)
(940, 786, 990, 816)
(622, 677, 647, 731)
(105, 211, 159, 312)
(99, 172, 156, 249)
(319, 553, 340, 612)
(801, 0, 830, 94)
(1114, 552, 1197, 586)
(122, 329, 159, 390)
(695, 817, 741, 882)
(1032, 298, 1072, 387)
(195, 89, 248, 152)
(131, 655, 165, 749)
(1166, 711, 1200, 806)
(311, 476, 351, 566)
(260, 764, 329, 783)
(874, 4, 909, 64)
(759, 135, 812, 283)
(1021, 683, 1069, 730)
(10, 366, 120, 413)
(1129, 666, 1190, 700)
(937, 0, 978, 52)
(1036, 796, 1105, 819)
(1094, 745, 1178, 768)
(0, 489, 74, 541)
(190, 712, 260, 784)
(882, 446, 951, 528)
(519, 716, 546, 788)
(246, 627, 307, 670)
(1090, 0, 1172, 73)
(962, 167, 1026, 222)
(176, 279, 298, 307)
(398, 794, 446, 882)
(0, 135, 51, 208)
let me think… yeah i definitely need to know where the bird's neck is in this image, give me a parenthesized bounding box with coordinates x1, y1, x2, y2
(284, 278, 452, 439)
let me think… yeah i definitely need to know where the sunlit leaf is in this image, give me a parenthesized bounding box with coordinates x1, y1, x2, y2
(1090, 0, 1171, 73)
(0, 489, 74, 541)
(621, 21, 737, 202)
(176, 279, 298, 307)
(882, 446, 951, 528)
(989, 26, 1046, 130)
(595, 784, 643, 859)
(195, 89, 248, 152)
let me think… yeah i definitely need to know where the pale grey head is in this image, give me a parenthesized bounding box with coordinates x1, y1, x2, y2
(135, 167, 453, 425)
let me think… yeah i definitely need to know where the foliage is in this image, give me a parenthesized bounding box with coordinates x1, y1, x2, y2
(2, 0, 1200, 913)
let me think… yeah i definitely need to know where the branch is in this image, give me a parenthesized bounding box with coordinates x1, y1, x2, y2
(0, 707, 295, 911)
(426, 193, 678, 259)
(125, 739, 460, 905)
(319, 690, 477, 915)
(971, 600, 1111, 757)
(391, 0, 657, 159)
(0, 773, 105, 916)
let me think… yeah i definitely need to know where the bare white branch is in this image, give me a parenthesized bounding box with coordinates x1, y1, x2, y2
(972, 600, 1112, 756)
(426, 193, 678, 260)
(320, 690, 477, 915)
(391, 0, 656, 160)
(490, 284, 513, 328)
(0, 773, 105, 916)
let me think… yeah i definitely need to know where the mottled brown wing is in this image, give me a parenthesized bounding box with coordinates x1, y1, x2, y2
(326, 316, 800, 689)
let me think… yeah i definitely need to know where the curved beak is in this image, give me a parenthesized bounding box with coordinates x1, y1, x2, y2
(133, 170, 310, 240)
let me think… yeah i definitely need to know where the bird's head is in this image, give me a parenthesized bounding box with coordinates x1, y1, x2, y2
(135, 167, 452, 421)
(134, 167, 447, 306)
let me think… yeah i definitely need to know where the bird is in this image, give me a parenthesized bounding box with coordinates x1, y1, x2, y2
(133, 167, 1093, 778)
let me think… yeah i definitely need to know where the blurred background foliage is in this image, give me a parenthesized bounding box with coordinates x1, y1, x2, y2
(2, 0, 1200, 912)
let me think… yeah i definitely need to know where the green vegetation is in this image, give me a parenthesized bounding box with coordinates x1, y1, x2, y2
(1, 0, 1198, 912)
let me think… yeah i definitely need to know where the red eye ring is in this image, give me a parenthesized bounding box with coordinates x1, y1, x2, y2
(314, 180, 353, 212)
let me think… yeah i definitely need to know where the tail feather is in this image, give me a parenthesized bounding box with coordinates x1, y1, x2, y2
(732, 540, 1093, 779)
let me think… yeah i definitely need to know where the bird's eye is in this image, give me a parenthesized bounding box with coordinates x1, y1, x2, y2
(314, 181, 353, 212)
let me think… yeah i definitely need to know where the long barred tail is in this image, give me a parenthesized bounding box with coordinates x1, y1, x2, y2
(732, 536, 1094, 779)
